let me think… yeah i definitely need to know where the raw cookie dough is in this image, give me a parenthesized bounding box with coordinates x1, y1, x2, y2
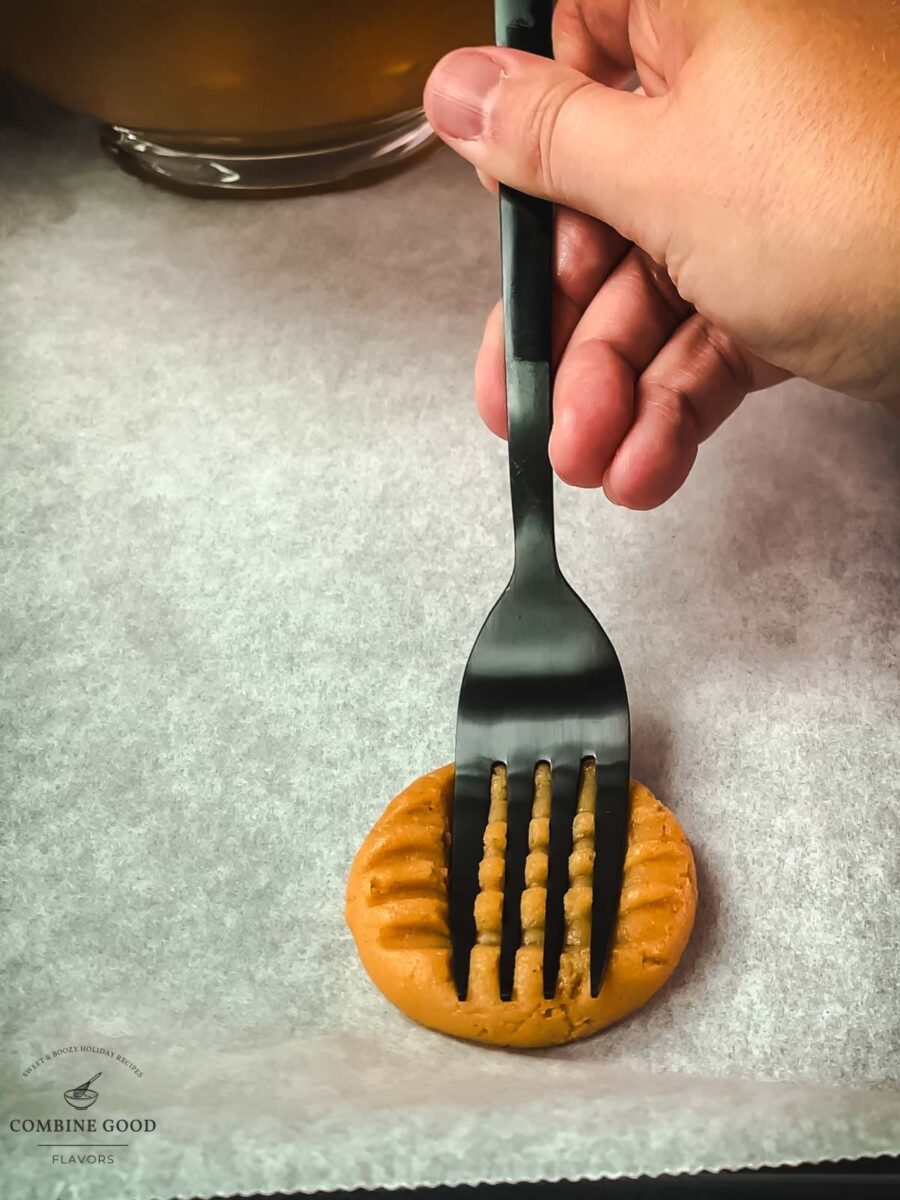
(345, 762, 697, 1047)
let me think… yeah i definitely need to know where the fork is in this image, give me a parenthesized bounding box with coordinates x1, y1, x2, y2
(448, 0, 631, 1004)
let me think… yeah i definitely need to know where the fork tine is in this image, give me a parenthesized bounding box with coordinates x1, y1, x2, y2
(498, 759, 535, 1001)
(590, 759, 631, 996)
(542, 758, 579, 999)
(449, 760, 492, 1000)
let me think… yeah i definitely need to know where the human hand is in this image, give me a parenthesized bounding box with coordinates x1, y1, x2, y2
(424, 0, 900, 507)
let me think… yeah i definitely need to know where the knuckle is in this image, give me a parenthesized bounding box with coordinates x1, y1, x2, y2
(528, 78, 593, 195)
(639, 380, 703, 443)
(696, 318, 752, 393)
(637, 252, 692, 324)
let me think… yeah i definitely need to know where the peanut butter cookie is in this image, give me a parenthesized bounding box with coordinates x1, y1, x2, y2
(345, 762, 696, 1047)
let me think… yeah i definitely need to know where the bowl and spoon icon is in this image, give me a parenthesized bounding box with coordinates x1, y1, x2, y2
(63, 1071, 102, 1109)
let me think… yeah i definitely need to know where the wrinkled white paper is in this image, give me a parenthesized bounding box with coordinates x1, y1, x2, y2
(1, 85, 898, 1200)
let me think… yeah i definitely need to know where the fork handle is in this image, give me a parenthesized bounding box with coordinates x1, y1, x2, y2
(496, 2, 557, 580)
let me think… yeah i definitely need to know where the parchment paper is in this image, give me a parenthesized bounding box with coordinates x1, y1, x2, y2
(1, 83, 899, 1200)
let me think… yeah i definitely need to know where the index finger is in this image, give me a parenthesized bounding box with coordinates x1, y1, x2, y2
(553, 0, 635, 83)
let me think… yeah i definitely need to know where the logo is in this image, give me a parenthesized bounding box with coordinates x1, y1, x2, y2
(63, 1071, 101, 1109)
(9, 1044, 156, 1168)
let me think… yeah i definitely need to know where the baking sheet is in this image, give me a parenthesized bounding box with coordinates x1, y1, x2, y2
(1, 85, 899, 1200)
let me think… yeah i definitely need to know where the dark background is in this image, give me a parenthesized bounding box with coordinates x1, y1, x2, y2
(209, 1162, 900, 1200)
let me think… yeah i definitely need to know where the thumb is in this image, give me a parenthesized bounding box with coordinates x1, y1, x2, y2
(424, 47, 670, 250)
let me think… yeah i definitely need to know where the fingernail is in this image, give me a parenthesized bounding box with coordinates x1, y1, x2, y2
(427, 50, 503, 141)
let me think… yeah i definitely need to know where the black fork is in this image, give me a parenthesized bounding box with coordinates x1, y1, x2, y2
(448, 0, 631, 1005)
